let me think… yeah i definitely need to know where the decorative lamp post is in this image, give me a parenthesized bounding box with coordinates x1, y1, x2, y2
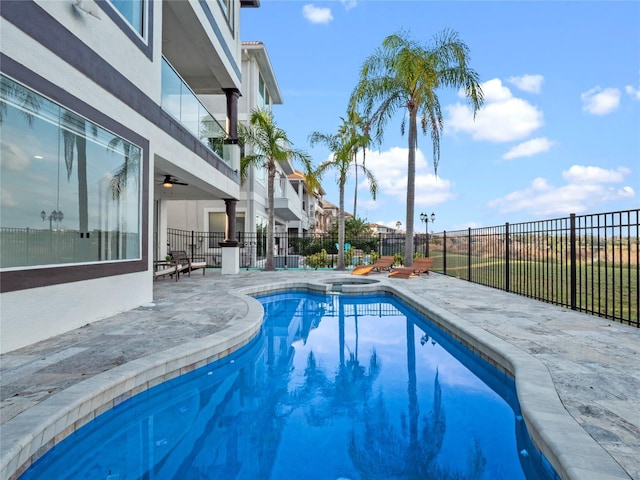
(420, 212, 435, 257)
(41, 209, 64, 230)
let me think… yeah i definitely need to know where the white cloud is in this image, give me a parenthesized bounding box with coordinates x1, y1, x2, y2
(562, 165, 629, 184)
(341, 0, 357, 10)
(503, 137, 553, 160)
(446, 78, 543, 143)
(581, 86, 621, 115)
(355, 146, 455, 206)
(507, 74, 544, 94)
(625, 84, 640, 101)
(302, 4, 333, 24)
(488, 164, 635, 216)
(482, 78, 513, 102)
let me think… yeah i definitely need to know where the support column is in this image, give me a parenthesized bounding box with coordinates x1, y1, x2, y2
(157, 199, 169, 259)
(223, 88, 240, 142)
(220, 198, 239, 274)
(223, 88, 241, 176)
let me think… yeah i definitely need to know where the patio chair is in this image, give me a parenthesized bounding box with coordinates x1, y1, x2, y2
(388, 257, 433, 279)
(170, 250, 207, 276)
(351, 256, 395, 275)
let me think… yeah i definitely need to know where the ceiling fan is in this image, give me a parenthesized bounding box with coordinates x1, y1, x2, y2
(161, 175, 188, 188)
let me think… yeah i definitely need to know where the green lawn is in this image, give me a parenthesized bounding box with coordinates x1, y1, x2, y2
(430, 253, 638, 326)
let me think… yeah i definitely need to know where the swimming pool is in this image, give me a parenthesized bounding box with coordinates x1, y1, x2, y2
(20, 291, 559, 479)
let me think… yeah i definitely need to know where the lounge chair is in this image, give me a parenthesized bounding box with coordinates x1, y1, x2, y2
(170, 250, 207, 276)
(351, 256, 395, 275)
(153, 259, 179, 281)
(388, 257, 433, 279)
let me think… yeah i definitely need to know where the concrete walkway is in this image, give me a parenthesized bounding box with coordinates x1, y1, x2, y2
(1, 271, 639, 479)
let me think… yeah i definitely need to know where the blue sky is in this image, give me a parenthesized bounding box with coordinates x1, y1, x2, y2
(241, 1, 640, 233)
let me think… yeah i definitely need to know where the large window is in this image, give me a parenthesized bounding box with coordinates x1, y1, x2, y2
(109, 0, 145, 37)
(217, 0, 232, 22)
(257, 72, 271, 110)
(0, 76, 142, 269)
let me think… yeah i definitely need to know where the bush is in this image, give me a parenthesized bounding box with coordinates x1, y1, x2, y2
(306, 249, 330, 269)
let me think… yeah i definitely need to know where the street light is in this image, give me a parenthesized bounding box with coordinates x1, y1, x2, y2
(41, 209, 64, 230)
(419, 212, 435, 257)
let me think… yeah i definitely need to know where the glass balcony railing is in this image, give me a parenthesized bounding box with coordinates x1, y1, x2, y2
(161, 57, 228, 163)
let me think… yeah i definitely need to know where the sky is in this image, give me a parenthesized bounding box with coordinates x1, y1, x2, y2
(241, 1, 640, 233)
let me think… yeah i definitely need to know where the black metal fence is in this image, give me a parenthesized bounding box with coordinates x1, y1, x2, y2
(167, 208, 638, 327)
(434, 210, 639, 327)
(166, 228, 409, 270)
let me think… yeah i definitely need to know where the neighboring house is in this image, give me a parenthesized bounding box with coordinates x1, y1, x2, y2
(0, 0, 257, 353)
(315, 199, 355, 235)
(369, 223, 399, 234)
(317, 199, 340, 234)
(287, 170, 326, 235)
(166, 41, 321, 265)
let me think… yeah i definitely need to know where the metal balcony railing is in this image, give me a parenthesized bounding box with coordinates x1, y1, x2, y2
(160, 57, 228, 163)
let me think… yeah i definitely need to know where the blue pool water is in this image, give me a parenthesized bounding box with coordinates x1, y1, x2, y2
(21, 291, 559, 479)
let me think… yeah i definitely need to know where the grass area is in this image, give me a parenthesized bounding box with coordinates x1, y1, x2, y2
(430, 253, 638, 326)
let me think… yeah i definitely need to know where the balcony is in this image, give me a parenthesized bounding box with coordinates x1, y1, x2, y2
(274, 177, 303, 221)
(161, 58, 229, 165)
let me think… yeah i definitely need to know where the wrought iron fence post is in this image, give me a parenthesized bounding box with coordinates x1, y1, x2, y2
(468, 227, 472, 281)
(443, 231, 447, 275)
(570, 213, 577, 310)
(505, 222, 510, 293)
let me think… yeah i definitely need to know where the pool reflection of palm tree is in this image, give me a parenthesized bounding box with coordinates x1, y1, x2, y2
(294, 296, 380, 426)
(349, 320, 487, 479)
(334, 296, 380, 413)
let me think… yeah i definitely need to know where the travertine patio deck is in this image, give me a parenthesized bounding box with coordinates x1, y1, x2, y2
(1, 270, 638, 479)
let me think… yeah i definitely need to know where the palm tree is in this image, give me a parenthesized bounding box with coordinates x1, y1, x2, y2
(240, 108, 315, 271)
(337, 109, 374, 219)
(350, 29, 484, 266)
(308, 128, 377, 270)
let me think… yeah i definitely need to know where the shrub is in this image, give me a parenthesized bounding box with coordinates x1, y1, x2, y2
(306, 249, 330, 269)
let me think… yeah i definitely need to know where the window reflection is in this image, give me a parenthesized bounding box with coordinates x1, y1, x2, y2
(0, 75, 142, 269)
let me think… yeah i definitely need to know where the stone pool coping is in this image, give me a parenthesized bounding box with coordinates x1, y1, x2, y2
(1, 273, 633, 479)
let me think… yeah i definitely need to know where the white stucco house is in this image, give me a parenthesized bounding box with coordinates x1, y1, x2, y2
(0, 0, 257, 353)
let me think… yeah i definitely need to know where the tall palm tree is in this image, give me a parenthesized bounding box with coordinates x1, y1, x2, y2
(308, 128, 377, 270)
(350, 29, 484, 266)
(240, 108, 314, 271)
